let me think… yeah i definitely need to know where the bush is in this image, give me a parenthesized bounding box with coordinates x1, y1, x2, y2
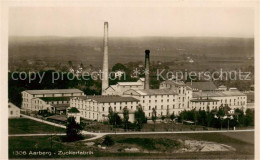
(64, 117, 83, 142)
(102, 136, 114, 146)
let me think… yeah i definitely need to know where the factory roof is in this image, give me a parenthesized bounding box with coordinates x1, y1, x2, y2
(161, 80, 186, 86)
(23, 89, 83, 95)
(52, 104, 70, 110)
(73, 95, 139, 103)
(39, 97, 72, 102)
(192, 91, 245, 98)
(117, 82, 143, 86)
(139, 78, 145, 82)
(131, 89, 178, 96)
(186, 81, 217, 91)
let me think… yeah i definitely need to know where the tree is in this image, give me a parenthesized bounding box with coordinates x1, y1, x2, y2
(108, 107, 122, 127)
(170, 112, 175, 121)
(114, 113, 122, 127)
(234, 108, 244, 126)
(161, 115, 166, 121)
(102, 136, 114, 146)
(244, 109, 254, 126)
(123, 107, 129, 130)
(108, 107, 115, 125)
(152, 108, 157, 131)
(134, 105, 147, 131)
(112, 63, 127, 72)
(65, 117, 83, 142)
(68, 61, 73, 67)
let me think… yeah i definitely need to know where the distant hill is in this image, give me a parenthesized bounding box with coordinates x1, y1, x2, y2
(9, 36, 254, 67)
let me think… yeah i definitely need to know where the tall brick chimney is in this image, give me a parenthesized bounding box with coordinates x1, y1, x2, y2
(144, 50, 150, 89)
(102, 22, 109, 93)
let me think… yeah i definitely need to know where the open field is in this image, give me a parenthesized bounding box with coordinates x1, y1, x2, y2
(9, 36, 253, 70)
(9, 118, 65, 134)
(9, 131, 254, 159)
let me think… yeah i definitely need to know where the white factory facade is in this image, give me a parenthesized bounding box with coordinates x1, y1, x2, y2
(21, 89, 84, 112)
(70, 95, 139, 122)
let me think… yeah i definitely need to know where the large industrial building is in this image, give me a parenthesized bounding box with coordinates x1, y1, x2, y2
(21, 89, 84, 112)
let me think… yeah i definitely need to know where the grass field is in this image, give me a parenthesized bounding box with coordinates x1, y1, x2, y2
(9, 118, 65, 134)
(9, 131, 254, 159)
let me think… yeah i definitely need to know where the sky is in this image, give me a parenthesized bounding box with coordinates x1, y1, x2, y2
(9, 7, 254, 38)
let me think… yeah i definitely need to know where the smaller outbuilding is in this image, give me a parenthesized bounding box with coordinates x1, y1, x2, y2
(8, 102, 20, 118)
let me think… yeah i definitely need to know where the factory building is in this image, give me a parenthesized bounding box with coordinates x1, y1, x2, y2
(21, 89, 84, 112)
(31, 97, 71, 114)
(159, 80, 193, 110)
(123, 89, 181, 117)
(102, 78, 145, 95)
(70, 95, 139, 122)
(186, 81, 217, 92)
(8, 102, 20, 118)
(191, 90, 247, 111)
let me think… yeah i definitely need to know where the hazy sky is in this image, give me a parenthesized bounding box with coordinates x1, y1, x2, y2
(9, 7, 254, 37)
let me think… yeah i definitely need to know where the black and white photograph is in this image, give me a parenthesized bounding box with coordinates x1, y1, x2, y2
(1, 0, 259, 159)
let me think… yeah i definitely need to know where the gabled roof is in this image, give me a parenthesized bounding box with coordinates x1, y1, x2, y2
(104, 85, 117, 91)
(73, 95, 139, 103)
(23, 89, 83, 95)
(192, 91, 245, 98)
(186, 81, 217, 91)
(139, 78, 145, 82)
(117, 82, 143, 86)
(8, 102, 20, 109)
(125, 89, 178, 96)
(161, 80, 186, 86)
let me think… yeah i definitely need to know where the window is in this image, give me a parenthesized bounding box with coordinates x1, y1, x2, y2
(10, 111, 13, 115)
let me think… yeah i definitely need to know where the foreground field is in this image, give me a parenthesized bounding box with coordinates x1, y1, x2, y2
(9, 131, 254, 159)
(9, 118, 65, 134)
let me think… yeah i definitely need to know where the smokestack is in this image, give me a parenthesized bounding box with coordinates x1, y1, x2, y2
(144, 50, 150, 89)
(102, 22, 109, 93)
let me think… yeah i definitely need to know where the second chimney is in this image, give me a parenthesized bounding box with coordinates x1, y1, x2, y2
(144, 50, 150, 89)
